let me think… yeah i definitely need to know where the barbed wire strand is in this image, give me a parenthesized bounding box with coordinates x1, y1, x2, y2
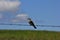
(0, 23, 60, 27)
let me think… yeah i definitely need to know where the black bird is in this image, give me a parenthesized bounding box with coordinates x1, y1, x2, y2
(27, 18, 37, 29)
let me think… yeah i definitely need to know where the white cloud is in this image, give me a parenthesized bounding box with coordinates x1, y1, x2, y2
(16, 14, 28, 18)
(0, 0, 21, 12)
(12, 14, 29, 23)
(16, 14, 28, 20)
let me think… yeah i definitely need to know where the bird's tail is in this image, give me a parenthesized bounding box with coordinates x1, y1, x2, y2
(33, 25, 37, 29)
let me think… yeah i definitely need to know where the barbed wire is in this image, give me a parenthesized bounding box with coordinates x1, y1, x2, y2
(0, 23, 60, 27)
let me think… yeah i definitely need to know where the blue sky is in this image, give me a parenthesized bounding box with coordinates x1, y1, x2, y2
(0, 0, 60, 31)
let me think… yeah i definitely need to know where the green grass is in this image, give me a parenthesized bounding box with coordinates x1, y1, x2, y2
(0, 30, 60, 40)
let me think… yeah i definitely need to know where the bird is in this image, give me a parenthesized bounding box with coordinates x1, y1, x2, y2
(27, 18, 37, 29)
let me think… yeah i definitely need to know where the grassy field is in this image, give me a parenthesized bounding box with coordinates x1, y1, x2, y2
(0, 30, 60, 40)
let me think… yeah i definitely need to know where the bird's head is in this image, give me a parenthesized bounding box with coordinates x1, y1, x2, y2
(28, 18, 31, 20)
(27, 18, 32, 22)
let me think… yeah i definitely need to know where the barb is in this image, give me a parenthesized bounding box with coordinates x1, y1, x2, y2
(0, 23, 60, 27)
